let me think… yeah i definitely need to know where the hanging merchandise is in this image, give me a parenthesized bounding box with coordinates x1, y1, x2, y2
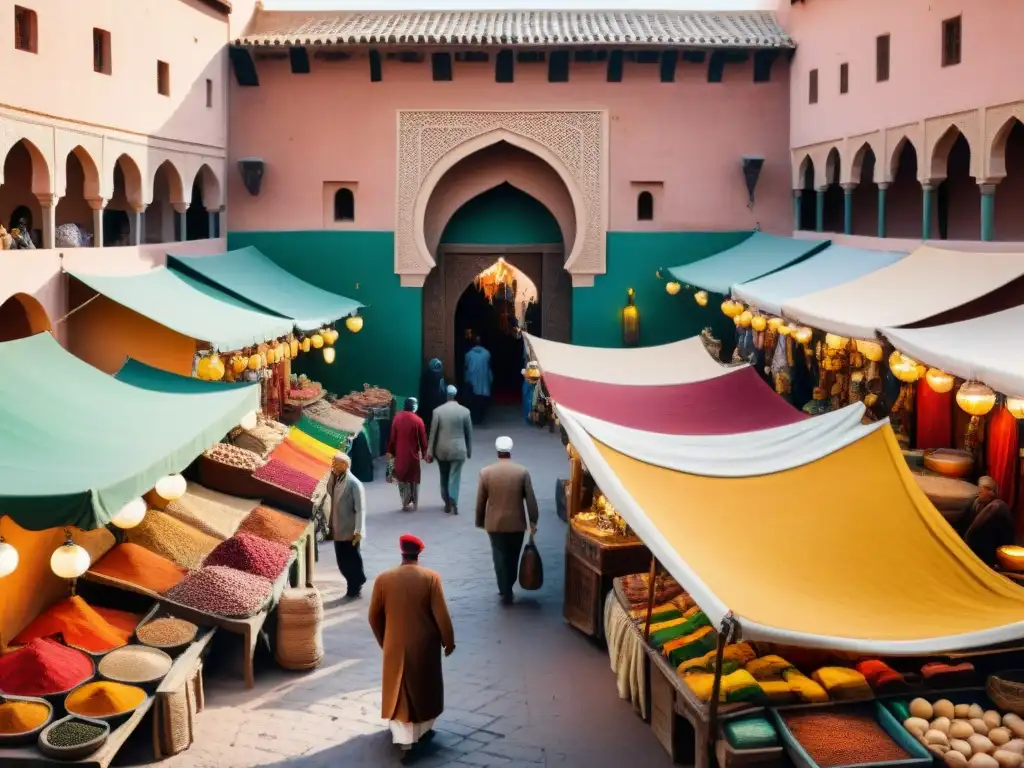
(694, 290, 709, 307)
(957, 380, 996, 454)
(323, 347, 336, 364)
(345, 315, 364, 333)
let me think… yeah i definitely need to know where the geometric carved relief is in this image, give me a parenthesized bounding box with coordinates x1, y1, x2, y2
(396, 110, 608, 286)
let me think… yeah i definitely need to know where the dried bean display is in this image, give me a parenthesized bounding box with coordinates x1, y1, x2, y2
(237, 506, 309, 547)
(125, 509, 220, 571)
(164, 566, 272, 617)
(136, 616, 198, 648)
(203, 443, 266, 471)
(253, 459, 319, 499)
(45, 720, 106, 748)
(97, 646, 172, 683)
(782, 708, 910, 768)
(204, 533, 292, 580)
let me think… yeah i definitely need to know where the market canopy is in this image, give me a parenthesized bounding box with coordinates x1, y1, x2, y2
(782, 245, 1024, 340)
(882, 304, 1024, 398)
(524, 333, 731, 386)
(732, 245, 908, 317)
(667, 232, 830, 295)
(0, 333, 259, 531)
(168, 246, 363, 331)
(68, 267, 294, 352)
(559, 405, 1024, 654)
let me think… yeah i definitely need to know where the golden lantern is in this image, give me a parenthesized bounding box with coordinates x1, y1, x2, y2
(925, 368, 955, 394)
(345, 315, 364, 333)
(721, 300, 744, 318)
(888, 351, 923, 383)
(323, 346, 336, 364)
(111, 497, 147, 529)
(248, 353, 262, 371)
(196, 356, 212, 380)
(290, 338, 300, 357)
(855, 340, 884, 363)
(207, 356, 225, 381)
(324, 329, 338, 345)
(266, 347, 277, 365)
(694, 290, 709, 307)
(767, 317, 785, 331)
(231, 355, 248, 375)
(311, 333, 324, 349)
(956, 380, 996, 416)
(523, 361, 542, 384)
(50, 531, 90, 580)
(665, 281, 681, 296)
(737, 310, 752, 328)
(300, 338, 311, 353)
(825, 333, 848, 350)
(622, 288, 640, 346)
(1006, 397, 1024, 419)
(793, 327, 813, 345)
(777, 324, 792, 337)
(750, 314, 767, 332)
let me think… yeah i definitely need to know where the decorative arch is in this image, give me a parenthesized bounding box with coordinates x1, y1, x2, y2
(824, 147, 842, 187)
(792, 153, 813, 189)
(0, 137, 51, 195)
(849, 141, 878, 184)
(148, 158, 186, 205)
(929, 125, 972, 182)
(398, 110, 607, 287)
(0, 293, 52, 342)
(190, 162, 224, 210)
(65, 145, 101, 201)
(989, 116, 1024, 180)
(889, 136, 917, 181)
(113, 153, 144, 208)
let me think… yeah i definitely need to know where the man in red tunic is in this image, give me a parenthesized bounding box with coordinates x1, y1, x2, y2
(386, 397, 428, 512)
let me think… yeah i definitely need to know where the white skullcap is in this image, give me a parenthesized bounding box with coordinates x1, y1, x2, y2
(495, 436, 514, 453)
(979, 475, 997, 491)
(333, 452, 351, 467)
(446, 385, 458, 396)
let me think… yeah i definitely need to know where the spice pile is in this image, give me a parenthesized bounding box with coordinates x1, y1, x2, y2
(335, 385, 392, 417)
(253, 459, 319, 499)
(305, 400, 365, 434)
(165, 566, 272, 617)
(0, 699, 50, 735)
(782, 707, 909, 767)
(0, 639, 93, 696)
(13, 596, 140, 653)
(204, 533, 292, 580)
(136, 616, 198, 649)
(65, 681, 146, 718)
(204, 443, 266, 471)
(238, 506, 309, 547)
(164, 484, 254, 540)
(88, 543, 187, 594)
(98, 646, 172, 684)
(125, 509, 220, 570)
(45, 719, 106, 749)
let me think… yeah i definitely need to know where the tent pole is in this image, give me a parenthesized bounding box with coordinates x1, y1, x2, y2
(706, 614, 737, 768)
(643, 556, 658, 641)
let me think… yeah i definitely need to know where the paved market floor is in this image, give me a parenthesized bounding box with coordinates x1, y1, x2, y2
(136, 407, 673, 768)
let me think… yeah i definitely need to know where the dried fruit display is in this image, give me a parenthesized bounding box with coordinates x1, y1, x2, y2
(253, 459, 318, 499)
(334, 384, 392, 417)
(204, 533, 292, 580)
(204, 443, 266, 471)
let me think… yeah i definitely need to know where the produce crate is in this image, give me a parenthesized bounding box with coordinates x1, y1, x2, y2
(769, 701, 931, 768)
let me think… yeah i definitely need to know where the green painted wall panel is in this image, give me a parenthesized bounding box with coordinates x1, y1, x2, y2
(441, 184, 563, 245)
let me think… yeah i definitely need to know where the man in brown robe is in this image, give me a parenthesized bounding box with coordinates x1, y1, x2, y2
(368, 534, 455, 754)
(963, 476, 1016, 566)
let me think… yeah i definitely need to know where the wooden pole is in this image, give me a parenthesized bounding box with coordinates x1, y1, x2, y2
(706, 615, 736, 768)
(643, 556, 658, 641)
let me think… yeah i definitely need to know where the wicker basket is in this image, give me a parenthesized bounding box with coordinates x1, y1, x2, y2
(153, 662, 204, 759)
(274, 587, 324, 672)
(987, 671, 1024, 716)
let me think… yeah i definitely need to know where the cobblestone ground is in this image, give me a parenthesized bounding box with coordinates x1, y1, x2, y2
(139, 407, 671, 768)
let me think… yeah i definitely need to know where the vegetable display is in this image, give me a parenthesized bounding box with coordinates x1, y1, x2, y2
(903, 698, 1024, 768)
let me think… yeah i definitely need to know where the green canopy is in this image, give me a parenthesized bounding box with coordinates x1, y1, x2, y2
(68, 267, 294, 352)
(168, 246, 363, 331)
(0, 333, 259, 531)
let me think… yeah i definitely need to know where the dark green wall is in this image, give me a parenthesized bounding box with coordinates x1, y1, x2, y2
(441, 183, 563, 245)
(571, 231, 753, 348)
(226, 231, 422, 398)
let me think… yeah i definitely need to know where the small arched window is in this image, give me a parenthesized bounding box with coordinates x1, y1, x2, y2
(637, 191, 654, 221)
(334, 188, 355, 222)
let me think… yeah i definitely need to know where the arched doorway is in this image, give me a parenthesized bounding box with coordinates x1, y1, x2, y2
(0, 293, 52, 342)
(1, 139, 48, 247)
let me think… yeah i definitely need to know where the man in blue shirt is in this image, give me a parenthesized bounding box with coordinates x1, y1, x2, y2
(463, 336, 493, 425)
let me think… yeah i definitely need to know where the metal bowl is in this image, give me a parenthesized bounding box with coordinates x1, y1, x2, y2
(997, 546, 1024, 573)
(0, 695, 54, 747)
(923, 448, 974, 479)
(37, 714, 110, 760)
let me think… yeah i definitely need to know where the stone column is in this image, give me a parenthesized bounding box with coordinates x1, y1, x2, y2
(815, 187, 825, 233)
(841, 183, 857, 235)
(792, 190, 802, 231)
(979, 183, 997, 242)
(34, 194, 58, 249)
(876, 183, 889, 238)
(207, 208, 220, 239)
(173, 203, 188, 242)
(88, 198, 107, 248)
(921, 183, 935, 241)
(130, 205, 146, 246)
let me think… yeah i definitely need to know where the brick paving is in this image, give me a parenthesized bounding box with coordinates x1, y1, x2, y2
(143, 408, 671, 768)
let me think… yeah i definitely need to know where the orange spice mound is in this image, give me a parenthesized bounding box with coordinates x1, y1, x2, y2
(237, 505, 308, 548)
(88, 543, 188, 595)
(13, 596, 141, 653)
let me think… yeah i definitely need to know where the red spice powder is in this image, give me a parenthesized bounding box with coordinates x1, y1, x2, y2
(204, 533, 292, 580)
(0, 638, 93, 696)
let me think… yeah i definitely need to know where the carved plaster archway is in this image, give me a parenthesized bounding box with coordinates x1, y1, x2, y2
(397, 110, 607, 288)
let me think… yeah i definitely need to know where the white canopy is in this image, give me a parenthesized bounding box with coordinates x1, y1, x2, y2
(781, 246, 1024, 339)
(883, 304, 1024, 398)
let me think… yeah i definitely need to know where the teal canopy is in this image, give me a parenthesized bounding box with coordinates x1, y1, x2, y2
(168, 246, 363, 331)
(0, 333, 259, 531)
(68, 267, 294, 352)
(668, 232, 831, 295)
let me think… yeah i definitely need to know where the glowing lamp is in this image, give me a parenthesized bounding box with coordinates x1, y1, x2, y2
(239, 410, 259, 431)
(290, 339, 299, 357)
(622, 288, 640, 347)
(777, 324, 792, 337)
(345, 315, 364, 334)
(323, 346, 336, 364)
(324, 329, 338, 345)
(694, 290, 709, 307)
(737, 310, 752, 328)
(111, 497, 147, 529)
(231, 356, 247, 375)
(247, 354, 262, 371)
(665, 281, 681, 296)
(767, 317, 784, 331)
(825, 334, 848, 350)
(311, 334, 324, 349)
(266, 347, 277, 365)
(793, 327, 813, 345)
(155, 474, 187, 501)
(751, 315, 767, 332)
(721, 300, 744, 318)
(1006, 397, 1024, 419)
(196, 356, 213, 380)
(50, 533, 91, 580)
(301, 338, 311, 353)
(524, 361, 542, 384)
(855, 340, 884, 362)
(208, 356, 225, 381)
(0, 536, 19, 578)
(888, 351, 923, 383)
(925, 368, 955, 394)
(956, 380, 996, 416)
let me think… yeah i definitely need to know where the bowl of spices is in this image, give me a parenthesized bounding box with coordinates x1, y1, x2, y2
(0, 695, 53, 747)
(38, 715, 110, 760)
(0, 638, 95, 708)
(64, 681, 147, 727)
(97, 646, 172, 693)
(135, 614, 199, 657)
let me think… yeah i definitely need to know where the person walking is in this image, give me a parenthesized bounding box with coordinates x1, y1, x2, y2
(369, 534, 455, 757)
(327, 452, 367, 597)
(427, 385, 472, 514)
(463, 336, 493, 425)
(417, 358, 446, 437)
(386, 397, 428, 512)
(475, 436, 539, 604)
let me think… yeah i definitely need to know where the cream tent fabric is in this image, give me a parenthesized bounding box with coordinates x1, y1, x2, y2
(781, 246, 1024, 339)
(558, 405, 1024, 654)
(883, 304, 1024, 398)
(523, 333, 731, 385)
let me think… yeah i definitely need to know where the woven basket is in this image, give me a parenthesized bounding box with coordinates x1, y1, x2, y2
(274, 587, 324, 671)
(988, 671, 1024, 716)
(233, 431, 269, 458)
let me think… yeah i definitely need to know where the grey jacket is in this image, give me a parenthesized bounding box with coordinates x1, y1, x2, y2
(327, 471, 366, 542)
(428, 401, 473, 462)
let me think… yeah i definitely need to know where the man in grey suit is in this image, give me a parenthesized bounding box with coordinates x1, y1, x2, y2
(327, 452, 367, 597)
(427, 385, 473, 515)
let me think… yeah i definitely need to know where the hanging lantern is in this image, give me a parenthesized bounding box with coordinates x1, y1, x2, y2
(246, 353, 260, 371)
(239, 410, 258, 431)
(323, 346, 336, 364)
(300, 338, 311, 353)
(1006, 397, 1024, 419)
(925, 368, 955, 394)
(207, 356, 225, 381)
(737, 310, 752, 328)
(50, 532, 91, 580)
(694, 290, 709, 307)
(721, 300, 743, 318)
(777, 324, 792, 337)
(266, 347, 277, 365)
(767, 317, 784, 331)
(793, 327, 813, 345)
(622, 288, 640, 347)
(0, 529, 19, 578)
(290, 338, 299, 357)
(523, 361, 542, 384)
(665, 281, 681, 296)
(154, 474, 187, 501)
(311, 333, 324, 349)
(750, 314, 767, 332)
(855, 340, 884, 363)
(324, 329, 338, 346)
(956, 380, 996, 416)
(825, 334, 848, 350)
(888, 351, 923, 383)
(111, 497, 147, 530)
(231, 355, 248, 375)
(345, 315, 364, 334)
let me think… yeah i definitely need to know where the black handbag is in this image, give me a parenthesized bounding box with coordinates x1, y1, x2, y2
(517, 533, 544, 591)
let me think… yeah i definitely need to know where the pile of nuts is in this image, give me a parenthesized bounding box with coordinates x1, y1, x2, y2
(204, 533, 292, 580)
(906, 698, 1024, 768)
(165, 566, 273, 617)
(204, 443, 267, 471)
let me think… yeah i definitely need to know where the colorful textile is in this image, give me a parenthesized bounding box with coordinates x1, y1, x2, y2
(287, 427, 336, 462)
(685, 669, 763, 703)
(665, 625, 717, 667)
(856, 660, 907, 692)
(783, 669, 829, 703)
(296, 414, 352, 449)
(987, 406, 1019, 511)
(812, 666, 872, 700)
(759, 680, 798, 703)
(921, 661, 975, 688)
(649, 610, 710, 649)
(915, 382, 953, 451)
(273, 440, 330, 478)
(746, 655, 793, 681)
(678, 642, 756, 675)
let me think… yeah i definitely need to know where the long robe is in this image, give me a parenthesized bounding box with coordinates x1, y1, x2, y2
(386, 411, 427, 485)
(418, 369, 446, 435)
(369, 564, 455, 724)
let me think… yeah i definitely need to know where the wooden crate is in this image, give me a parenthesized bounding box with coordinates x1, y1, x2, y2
(564, 550, 600, 636)
(650, 657, 679, 759)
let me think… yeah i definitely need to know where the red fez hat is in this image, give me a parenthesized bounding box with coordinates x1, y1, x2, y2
(400, 534, 425, 553)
